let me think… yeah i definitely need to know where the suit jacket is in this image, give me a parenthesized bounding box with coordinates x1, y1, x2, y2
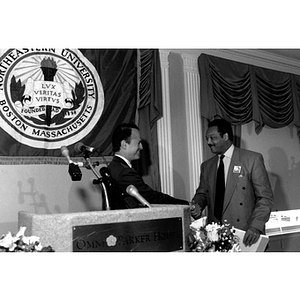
(108, 156, 188, 207)
(192, 147, 274, 233)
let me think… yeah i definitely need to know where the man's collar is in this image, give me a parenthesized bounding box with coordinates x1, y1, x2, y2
(223, 144, 234, 159)
(115, 154, 132, 168)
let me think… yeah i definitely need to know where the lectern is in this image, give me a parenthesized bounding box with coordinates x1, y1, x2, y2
(18, 205, 191, 252)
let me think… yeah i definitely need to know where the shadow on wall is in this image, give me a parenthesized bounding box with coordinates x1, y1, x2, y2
(242, 122, 300, 212)
(288, 155, 300, 209)
(133, 139, 151, 177)
(69, 183, 103, 212)
(17, 178, 51, 214)
(68, 169, 104, 213)
(268, 147, 288, 211)
(268, 147, 297, 211)
(132, 139, 161, 190)
(173, 169, 187, 200)
(16, 168, 105, 215)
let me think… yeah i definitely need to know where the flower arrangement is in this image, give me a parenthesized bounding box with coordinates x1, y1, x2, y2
(0, 227, 54, 252)
(189, 216, 241, 252)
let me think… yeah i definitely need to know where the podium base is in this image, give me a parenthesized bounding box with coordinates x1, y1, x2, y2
(18, 205, 191, 252)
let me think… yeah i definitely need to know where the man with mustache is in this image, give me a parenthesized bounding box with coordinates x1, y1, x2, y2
(108, 123, 189, 209)
(191, 118, 274, 247)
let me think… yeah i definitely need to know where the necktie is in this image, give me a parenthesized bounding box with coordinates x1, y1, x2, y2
(214, 154, 225, 221)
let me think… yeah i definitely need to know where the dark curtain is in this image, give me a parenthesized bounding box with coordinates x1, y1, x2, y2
(78, 49, 138, 156)
(198, 54, 300, 160)
(133, 49, 163, 191)
(199, 53, 300, 134)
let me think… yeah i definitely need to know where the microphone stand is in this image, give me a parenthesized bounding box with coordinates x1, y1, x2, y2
(82, 151, 111, 211)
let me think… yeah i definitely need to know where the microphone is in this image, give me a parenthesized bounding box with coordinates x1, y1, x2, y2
(97, 167, 112, 185)
(126, 185, 152, 208)
(100, 167, 111, 179)
(99, 166, 126, 196)
(74, 142, 95, 154)
(61, 146, 82, 181)
(61, 145, 84, 166)
(61, 146, 72, 163)
(100, 167, 121, 192)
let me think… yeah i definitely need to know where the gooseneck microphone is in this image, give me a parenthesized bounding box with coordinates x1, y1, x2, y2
(61, 146, 72, 163)
(126, 185, 152, 208)
(61, 146, 82, 181)
(74, 142, 95, 154)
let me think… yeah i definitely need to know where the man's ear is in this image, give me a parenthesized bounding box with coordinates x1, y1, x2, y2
(223, 133, 229, 141)
(121, 140, 127, 150)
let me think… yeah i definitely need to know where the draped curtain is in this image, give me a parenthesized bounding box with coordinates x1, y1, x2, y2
(198, 54, 300, 158)
(134, 49, 163, 191)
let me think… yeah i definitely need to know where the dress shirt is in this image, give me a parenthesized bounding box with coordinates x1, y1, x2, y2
(220, 144, 234, 186)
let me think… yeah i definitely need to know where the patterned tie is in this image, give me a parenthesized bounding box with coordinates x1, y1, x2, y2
(214, 154, 225, 221)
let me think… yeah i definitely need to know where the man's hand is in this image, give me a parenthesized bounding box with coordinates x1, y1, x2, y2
(190, 202, 202, 220)
(243, 227, 261, 247)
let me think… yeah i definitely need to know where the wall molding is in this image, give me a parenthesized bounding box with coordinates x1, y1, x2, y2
(181, 54, 203, 198)
(217, 49, 300, 75)
(165, 48, 300, 75)
(157, 50, 174, 196)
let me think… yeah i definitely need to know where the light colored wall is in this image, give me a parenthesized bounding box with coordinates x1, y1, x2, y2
(241, 122, 300, 211)
(0, 163, 105, 233)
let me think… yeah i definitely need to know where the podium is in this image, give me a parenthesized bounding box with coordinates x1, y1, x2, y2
(18, 205, 191, 252)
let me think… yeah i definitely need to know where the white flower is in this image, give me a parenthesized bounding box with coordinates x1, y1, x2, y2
(34, 243, 43, 251)
(189, 219, 240, 252)
(16, 226, 26, 238)
(0, 232, 19, 251)
(22, 235, 40, 245)
(205, 223, 220, 242)
(195, 230, 202, 241)
(190, 216, 207, 231)
(0, 227, 53, 252)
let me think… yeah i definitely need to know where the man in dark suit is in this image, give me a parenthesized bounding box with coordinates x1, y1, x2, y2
(191, 118, 274, 247)
(108, 123, 189, 208)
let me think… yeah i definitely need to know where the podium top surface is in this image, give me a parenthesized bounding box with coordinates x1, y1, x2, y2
(19, 204, 189, 218)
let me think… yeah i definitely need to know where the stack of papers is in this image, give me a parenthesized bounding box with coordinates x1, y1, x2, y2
(234, 228, 269, 252)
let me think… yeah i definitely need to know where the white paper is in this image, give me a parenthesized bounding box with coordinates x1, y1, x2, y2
(234, 228, 269, 252)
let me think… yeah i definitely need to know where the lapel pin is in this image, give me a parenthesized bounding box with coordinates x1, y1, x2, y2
(233, 166, 241, 174)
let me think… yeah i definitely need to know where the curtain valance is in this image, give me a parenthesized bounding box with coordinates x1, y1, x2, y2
(198, 54, 300, 137)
